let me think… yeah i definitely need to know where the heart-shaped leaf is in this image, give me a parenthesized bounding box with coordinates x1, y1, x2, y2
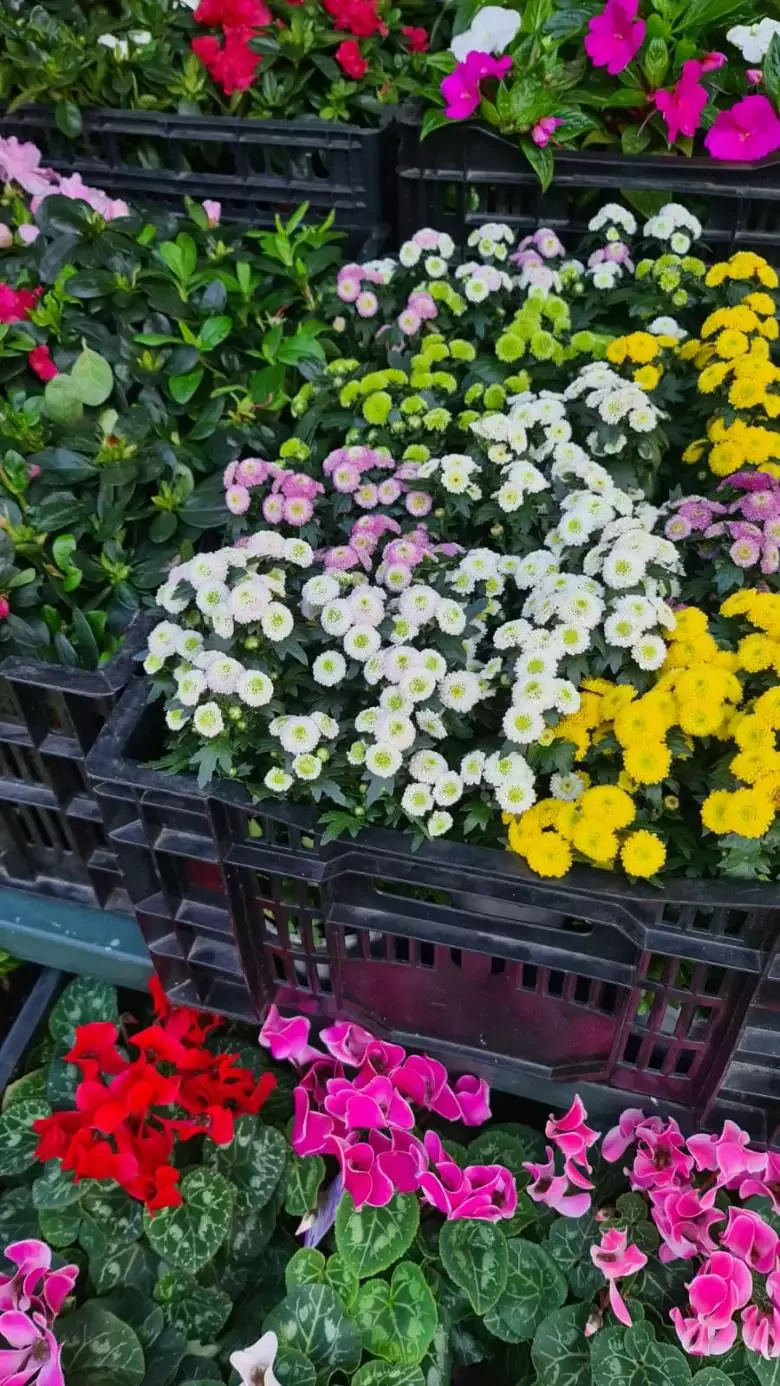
(71, 346, 114, 406)
(82, 1184, 143, 1245)
(49, 978, 118, 1045)
(59, 1302, 145, 1386)
(155, 1271, 231, 1343)
(284, 1154, 326, 1217)
(336, 1193, 419, 1278)
(89, 1238, 159, 1297)
(0, 1098, 50, 1176)
(0, 1187, 38, 1243)
(546, 1211, 603, 1298)
(355, 1262, 437, 1367)
(439, 1219, 508, 1315)
(143, 1168, 233, 1274)
(264, 1284, 361, 1378)
(590, 1318, 691, 1386)
(532, 1303, 592, 1386)
(38, 1204, 82, 1247)
(275, 1347, 317, 1386)
(486, 1238, 567, 1344)
(33, 1160, 82, 1210)
(284, 1248, 359, 1311)
(210, 1115, 287, 1205)
(353, 1366, 426, 1386)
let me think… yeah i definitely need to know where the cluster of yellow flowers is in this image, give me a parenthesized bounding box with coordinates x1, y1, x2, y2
(605, 329, 677, 392)
(678, 259, 780, 476)
(507, 593, 780, 879)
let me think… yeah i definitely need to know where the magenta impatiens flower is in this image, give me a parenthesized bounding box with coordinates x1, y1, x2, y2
(591, 1227, 648, 1326)
(531, 116, 563, 147)
(705, 94, 780, 161)
(441, 50, 513, 120)
(584, 0, 645, 74)
(655, 60, 709, 143)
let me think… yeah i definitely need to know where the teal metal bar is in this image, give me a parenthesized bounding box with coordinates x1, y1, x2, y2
(0, 888, 151, 990)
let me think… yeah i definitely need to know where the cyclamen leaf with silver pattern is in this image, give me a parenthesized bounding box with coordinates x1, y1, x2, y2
(38, 1204, 82, 1248)
(155, 1271, 232, 1344)
(0, 1186, 38, 1243)
(143, 1167, 234, 1274)
(335, 1192, 419, 1278)
(275, 1346, 317, 1386)
(284, 1152, 326, 1216)
(138, 1324, 187, 1386)
(738, 1355, 780, 1386)
(589, 1319, 691, 1386)
(285, 1248, 359, 1311)
(532, 1302, 592, 1386)
(210, 1115, 287, 1204)
(48, 976, 118, 1045)
(99, 1289, 164, 1349)
(0, 1097, 50, 1175)
(718, 1347, 759, 1386)
(3, 1068, 47, 1109)
(83, 1183, 144, 1244)
(546, 1211, 603, 1298)
(438, 1219, 509, 1315)
(224, 1184, 278, 1263)
(466, 1128, 539, 1236)
(485, 1238, 567, 1343)
(353, 1366, 426, 1386)
(693, 1371, 739, 1386)
(59, 1302, 145, 1386)
(47, 1054, 80, 1111)
(264, 1283, 362, 1378)
(33, 1159, 82, 1209)
(355, 1262, 438, 1367)
(89, 1238, 159, 1297)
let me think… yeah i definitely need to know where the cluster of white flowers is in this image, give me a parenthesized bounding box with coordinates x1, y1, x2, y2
(648, 315, 687, 341)
(466, 222, 515, 262)
(398, 228, 457, 275)
(643, 204, 703, 255)
(454, 260, 514, 303)
(587, 204, 637, 240)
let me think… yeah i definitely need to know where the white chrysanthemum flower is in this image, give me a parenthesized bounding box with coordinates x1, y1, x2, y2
(349, 588, 386, 627)
(399, 241, 422, 267)
(284, 538, 314, 567)
(343, 624, 382, 662)
(420, 649, 447, 680)
(512, 675, 556, 709)
(230, 578, 271, 623)
(211, 611, 235, 641)
(602, 551, 644, 589)
(439, 670, 482, 712)
(313, 712, 339, 739)
(494, 620, 531, 650)
(435, 600, 467, 635)
(366, 742, 402, 778)
(364, 652, 385, 685)
(261, 602, 294, 642)
(495, 780, 536, 813)
(165, 707, 189, 731)
(265, 767, 293, 792)
(313, 650, 347, 686)
(280, 717, 320, 754)
(553, 624, 589, 656)
(190, 553, 229, 587)
(293, 753, 321, 781)
(377, 713, 416, 750)
(551, 771, 586, 801)
(388, 617, 420, 646)
(347, 740, 366, 765)
(245, 530, 286, 559)
(434, 772, 463, 807)
(193, 701, 224, 738)
(441, 462, 472, 495)
(629, 406, 657, 433)
(410, 749, 448, 784)
(502, 705, 545, 744)
(632, 634, 667, 670)
(156, 582, 189, 616)
(206, 656, 243, 695)
(302, 574, 340, 608)
(557, 590, 604, 627)
(427, 810, 454, 838)
(355, 708, 379, 735)
(321, 599, 353, 636)
(425, 255, 448, 278)
(604, 612, 640, 648)
(402, 783, 433, 817)
(144, 653, 164, 675)
(174, 631, 203, 661)
(379, 686, 413, 714)
(195, 582, 230, 616)
(649, 315, 686, 341)
(176, 670, 207, 706)
(551, 680, 581, 715)
(416, 708, 447, 739)
(399, 585, 439, 625)
(401, 668, 437, 703)
(238, 669, 274, 707)
(460, 750, 486, 785)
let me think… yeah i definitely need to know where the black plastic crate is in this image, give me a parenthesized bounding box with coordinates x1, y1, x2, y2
(397, 114, 780, 250)
(0, 617, 148, 912)
(0, 105, 393, 246)
(0, 967, 62, 1097)
(87, 680, 780, 1143)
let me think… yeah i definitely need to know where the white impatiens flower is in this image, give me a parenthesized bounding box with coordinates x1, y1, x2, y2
(728, 18, 780, 61)
(366, 742, 402, 778)
(238, 670, 274, 708)
(261, 603, 294, 641)
(451, 6, 521, 61)
(280, 717, 320, 754)
(193, 702, 224, 738)
(427, 810, 454, 838)
(265, 768, 293, 793)
(313, 651, 347, 686)
(293, 753, 321, 781)
(402, 783, 433, 817)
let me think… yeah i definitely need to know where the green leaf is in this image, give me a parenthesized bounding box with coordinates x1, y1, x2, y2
(264, 1284, 362, 1379)
(49, 977, 118, 1045)
(149, 511, 178, 543)
(198, 316, 232, 351)
(169, 367, 204, 404)
(485, 1239, 567, 1344)
(33, 1160, 82, 1209)
(353, 1367, 425, 1386)
(0, 1098, 50, 1175)
(745, 1354, 780, 1386)
(140, 1325, 186, 1386)
(521, 138, 554, 192)
(546, 1212, 603, 1298)
(3, 1068, 47, 1111)
(284, 1154, 326, 1216)
(590, 1319, 691, 1386)
(223, 1185, 279, 1264)
(55, 99, 83, 137)
(90, 1240, 159, 1297)
(275, 1347, 317, 1386)
(155, 1271, 231, 1343)
(692, 1372, 735, 1386)
(765, 33, 780, 107)
(100, 1289, 164, 1349)
(71, 347, 114, 406)
(284, 1249, 359, 1311)
(38, 1204, 83, 1247)
(59, 1302, 145, 1386)
(44, 374, 84, 426)
(335, 1193, 419, 1278)
(0, 1186, 39, 1244)
(66, 270, 116, 298)
(47, 1053, 79, 1110)
(355, 1262, 437, 1367)
(143, 1167, 234, 1274)
(209, 1114, 287, 1204)
(532, 1303, 592, 1386)
(82, 1184, 143, 1244)
(28, 447, 96, 482)
(439, 1220, 508, 1315)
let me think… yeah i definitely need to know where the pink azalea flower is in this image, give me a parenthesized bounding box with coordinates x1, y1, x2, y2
(591, 1227, 647, 1327)
(701, 50, 727, 70)
(320, 1020, 376, 1067)
(546, 1096, 599, 1173)
(705, 95, 780, 161)
(721, 1207, 779, 1273)
(202, 199, 221, 226)
(585, 0, 645, 74)
(0, 137, 58, 196)
(258, 1005, 322, 1067)
(441, 51, 513, 120)
(747, 68, 764, 85)
(524, 1145, 593, 1217)
(531, 116, 563, 147)
(655, 60, 708, 143)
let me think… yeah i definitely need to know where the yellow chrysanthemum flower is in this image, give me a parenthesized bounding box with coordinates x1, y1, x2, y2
(578, 785, 636, 830)
(620, 830, 667, 878)
(622, 741, 672, 785)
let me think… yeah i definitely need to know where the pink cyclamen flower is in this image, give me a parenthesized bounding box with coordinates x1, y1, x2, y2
(332, 1138, 395, 1210)
(0, 1309, 65, 1386)
(453, 1074, 491, 1126)
(650, 1184, 723, 1263)
(601, 1108, 658, 1164)
(203, 199, 221, 226)
(721, 1207, 779, 1273)
(546, 1096, 598, 1171)
(705, 95, 780, 161)
(591, 1227, 647, 1327)
(0, 1241, 77, 1319)
(291, 1087, 336, 1157)
(742, 1272, 780, 1361)
(655, 60, 708, 143)
(630, 1117, 692, 1191)
(678, 1250, 753, 1355)
(688, 1119, 766, 1186)
(531, 116, 563, 147)
(418, 1132, 517, 1221)
(225, 484, 251, 515)
(524, 1145, 593, 1217)
(585, 0, 645, 74)
(259, 1005, 322, 1067)
(441, 51, 513, 120)
(324, 1075, 415, 1132)
(320, 1020, 376, 1067)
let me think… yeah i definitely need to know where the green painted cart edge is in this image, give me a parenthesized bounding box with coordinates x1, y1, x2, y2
(0, 887, 151, 990)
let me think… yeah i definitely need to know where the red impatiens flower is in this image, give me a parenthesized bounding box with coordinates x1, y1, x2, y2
(33, 980, 277, 1214)
(402, 25, 428, 51)
(27, 344, 58, 382)
(336, 39, 369, 77)
(0, 283, 39, 324)
(324, 0, 387, 38)
(192, 27, 263, 93)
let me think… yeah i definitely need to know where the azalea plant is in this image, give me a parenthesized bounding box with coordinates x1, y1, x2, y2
(421, 0, 780, 181)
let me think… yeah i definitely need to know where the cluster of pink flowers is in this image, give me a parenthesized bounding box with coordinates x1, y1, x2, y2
(259, 1007, 517, 1221)
(323, 518, 461, 586)
(588, 242, 634, 272)
(335, 261, 390, 319)
(441, 51, 513, 120)
(0, 136, 128, 220)
(525, 1095, 600, 1217)
(325, 445, 432, 516)
(223, 456, 324, 525)
(0, 1238, 78, 1386)
(665, 472, 780, 575)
